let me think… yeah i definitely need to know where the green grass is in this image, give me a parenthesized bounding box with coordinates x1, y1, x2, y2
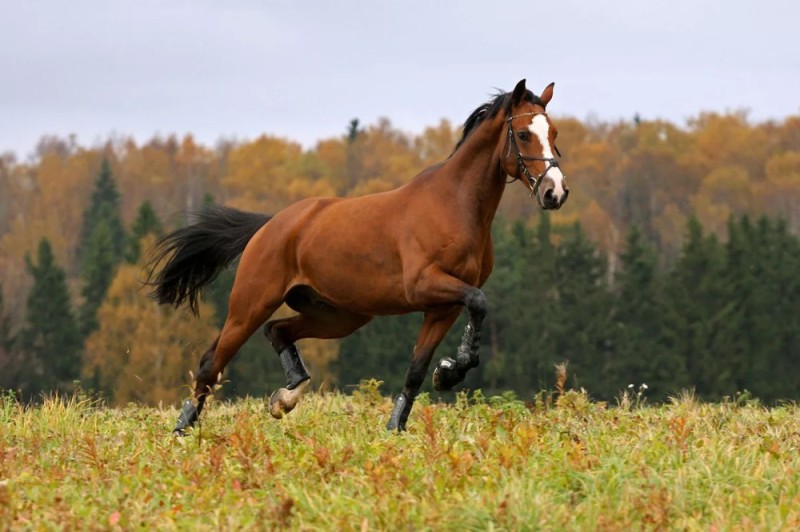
(1, 385, 799, 530)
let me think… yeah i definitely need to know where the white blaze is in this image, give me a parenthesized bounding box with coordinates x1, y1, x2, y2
(528, 114, 565, 197)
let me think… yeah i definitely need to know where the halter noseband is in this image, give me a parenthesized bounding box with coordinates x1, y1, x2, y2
(505, 112, 563, 206)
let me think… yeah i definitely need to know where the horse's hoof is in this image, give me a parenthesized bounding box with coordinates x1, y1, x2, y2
(433, 357, 461, 391)
(173, 428, 187, 437)
(386, 421, 407, 432)
(269, 380, 309, 419)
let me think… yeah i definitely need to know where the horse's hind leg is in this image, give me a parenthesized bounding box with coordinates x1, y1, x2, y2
(264, 291, 371, 418)
(173, 282, 284, 435)
(386, 308, 460, 431)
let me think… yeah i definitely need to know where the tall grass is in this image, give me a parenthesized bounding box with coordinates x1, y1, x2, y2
(1, 385, 799, 529)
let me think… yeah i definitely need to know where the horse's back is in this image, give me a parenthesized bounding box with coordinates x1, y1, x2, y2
(240, 164, 488, 313)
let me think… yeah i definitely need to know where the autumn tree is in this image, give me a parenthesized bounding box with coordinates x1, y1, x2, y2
(222, 135, 334, 214)
(84, 240, 218, 405)
(760, 151, 800, 234)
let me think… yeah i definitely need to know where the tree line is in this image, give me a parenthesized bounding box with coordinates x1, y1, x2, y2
(0, 110, 798, 403)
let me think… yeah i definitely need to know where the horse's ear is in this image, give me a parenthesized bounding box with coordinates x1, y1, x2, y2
(539, 82, 555, 107)
(512, 79, 527, 106)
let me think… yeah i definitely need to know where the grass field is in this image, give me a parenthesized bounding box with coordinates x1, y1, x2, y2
(1, 383, 799, 530)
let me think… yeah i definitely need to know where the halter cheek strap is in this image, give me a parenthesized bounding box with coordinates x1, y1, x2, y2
(504, 112, 564, 206)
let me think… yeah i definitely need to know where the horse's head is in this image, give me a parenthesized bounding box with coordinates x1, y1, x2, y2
(500, 79, 569, 210)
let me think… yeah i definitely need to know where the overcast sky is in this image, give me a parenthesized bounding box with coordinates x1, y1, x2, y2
(2, 0, 798, 159)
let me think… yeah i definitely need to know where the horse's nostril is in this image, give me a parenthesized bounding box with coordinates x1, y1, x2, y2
(543, 189, 555, 201)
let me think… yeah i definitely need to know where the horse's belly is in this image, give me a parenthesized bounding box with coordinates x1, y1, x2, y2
(295, 238, 410, 315)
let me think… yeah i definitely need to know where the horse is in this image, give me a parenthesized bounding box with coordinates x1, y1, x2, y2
(147, 79, 568, 434)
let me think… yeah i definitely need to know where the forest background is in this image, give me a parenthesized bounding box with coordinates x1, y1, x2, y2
(1, 110, 799, 405)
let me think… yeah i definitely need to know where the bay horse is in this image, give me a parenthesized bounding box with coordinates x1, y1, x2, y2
(147, 79, 568, 434)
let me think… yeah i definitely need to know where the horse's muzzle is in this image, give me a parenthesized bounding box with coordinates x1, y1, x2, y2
(542, 187, 569, 210)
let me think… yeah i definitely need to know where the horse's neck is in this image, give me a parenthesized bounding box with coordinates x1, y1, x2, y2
(442, 118, 507, 229)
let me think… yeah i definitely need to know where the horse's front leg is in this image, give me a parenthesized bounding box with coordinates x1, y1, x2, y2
(432, 288, 487, 392)
(387, 308, 460, 431)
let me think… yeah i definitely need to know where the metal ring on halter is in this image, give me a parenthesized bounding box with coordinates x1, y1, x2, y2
(504, 113, 565, 206)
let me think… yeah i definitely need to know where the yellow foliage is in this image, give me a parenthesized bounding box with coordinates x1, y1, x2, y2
(690, 112, 769, 177)
(223, 135, 305, 213)
(579, 199, 620, 257)
(761, 151, 800, 232)
(654, 203, 688, 257)
(414, 119, 459, 167)
(3, 112, 800, 329)
(693, 165, 753, 237)
(83, 243, 218, 406)
(314, 138, 349, 193)
(349, 177, 396, 197)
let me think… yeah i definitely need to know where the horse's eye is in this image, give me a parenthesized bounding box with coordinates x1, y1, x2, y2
(517, 131, 530, 142)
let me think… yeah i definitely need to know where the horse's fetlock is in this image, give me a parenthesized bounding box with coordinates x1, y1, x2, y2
(456, 349, 472, 368)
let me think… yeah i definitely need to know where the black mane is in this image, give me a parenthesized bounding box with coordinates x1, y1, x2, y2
(451, 88, 542, 154)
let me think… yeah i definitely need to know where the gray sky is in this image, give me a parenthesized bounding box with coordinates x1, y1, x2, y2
(2, 0, 798, 159)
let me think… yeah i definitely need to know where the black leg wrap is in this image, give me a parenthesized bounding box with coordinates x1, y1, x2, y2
(279, 345, 311, 390)
(433, 323, 481, 391)
(433, 357, 467, 391)
(456, 323, 481, 369)
(173, 400, 199, 436)
(386, 393, 413, 432)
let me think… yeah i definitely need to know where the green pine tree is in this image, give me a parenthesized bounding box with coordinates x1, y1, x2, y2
(762, 217, 800, 400)
(611, 225, 686, 400)
(481, 220, 528, 393)
(20, 238, 83, 396)
(80, 221, 118, 336)
(79, 159, 127, 336)
(552, 222, 613, 395)
(0, 287, 12, 353)
(0, 286, 18, 390)
(526, 212, 560, 392)
(739, 216, 800, 400)
(80, 159, 126, 262)
(482, 214, 559, 395)
(712, 215, 758, 397)
(126, 200, 163, 263)
(665, 216, 730, 399)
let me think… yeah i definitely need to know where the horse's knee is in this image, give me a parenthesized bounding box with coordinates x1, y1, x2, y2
(465, 289, 487, 320)
(263, 321, 286, 352)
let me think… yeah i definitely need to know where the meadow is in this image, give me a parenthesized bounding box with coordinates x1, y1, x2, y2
(1, 382, 799, 530)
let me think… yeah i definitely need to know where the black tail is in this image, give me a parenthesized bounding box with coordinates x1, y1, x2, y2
(146, 205, 271, 314)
